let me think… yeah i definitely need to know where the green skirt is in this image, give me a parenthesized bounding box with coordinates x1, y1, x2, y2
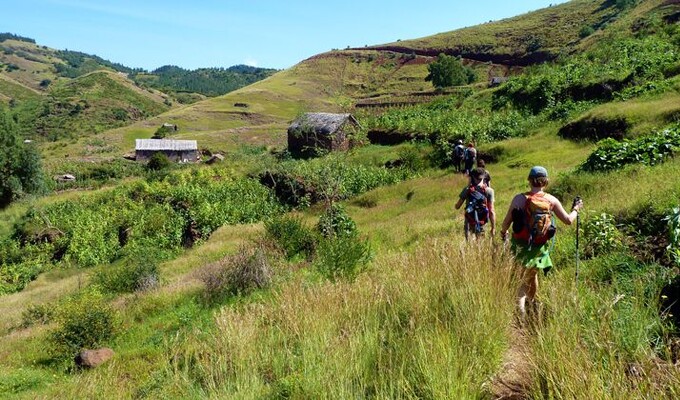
(511, 239, 553, 270)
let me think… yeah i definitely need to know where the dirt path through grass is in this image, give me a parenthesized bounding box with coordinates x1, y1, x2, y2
(489, 323, 533, 399)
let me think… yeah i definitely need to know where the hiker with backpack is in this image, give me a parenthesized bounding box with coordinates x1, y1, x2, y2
(463, 142, 477, 176)
(499, 166, 584, 318)
(476, 159, 491, 186)
(455, 167, 495, 240)
(452, 139, 465, 173)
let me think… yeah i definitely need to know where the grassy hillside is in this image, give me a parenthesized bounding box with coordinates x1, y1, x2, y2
(4, 0, 680, 398)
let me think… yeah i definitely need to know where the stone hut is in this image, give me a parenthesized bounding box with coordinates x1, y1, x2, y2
(287, 113, 361, 158)
(135, 139, 199, 163)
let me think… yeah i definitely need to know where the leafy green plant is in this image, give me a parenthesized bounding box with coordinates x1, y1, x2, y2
(317, 203, 358, 238)
(265, 215, 317, 260)
(49, 288, 116, 362)
(314, 235, 372, 282)
(425, 53, 476, 88)
(665, 207, 680, 266)
(580, 126, 680, 172)
(91, 258, 159, 294)
(582, 212, 625, 258)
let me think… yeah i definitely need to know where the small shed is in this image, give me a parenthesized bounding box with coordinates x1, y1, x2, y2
(287, 112, 361, 158)
(135, 139, 199, 163)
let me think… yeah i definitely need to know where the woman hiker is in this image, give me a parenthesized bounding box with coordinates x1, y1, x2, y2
(499, 166, 583, 318)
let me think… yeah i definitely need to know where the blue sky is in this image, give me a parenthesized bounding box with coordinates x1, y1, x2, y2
(4, 0, 567, 71)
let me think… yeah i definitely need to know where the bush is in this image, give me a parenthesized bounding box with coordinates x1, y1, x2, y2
(582, 212, 626, 258)
(49, 289, 116, 362)
(198, 246, 273, 301)
(580, 126, 680, 172)
(146, 152, 172, 171)
(21, 303, 55, 327)
(91, 258, 159, 294)
(314, 235, 372, 281)
(265, 215, 317, 260)
(317, 203, 357, 238)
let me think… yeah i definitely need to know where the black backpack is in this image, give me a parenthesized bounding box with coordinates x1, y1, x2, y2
(465, 184, 489, 233)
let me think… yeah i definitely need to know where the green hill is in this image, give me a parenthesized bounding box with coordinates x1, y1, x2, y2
(5, 0, 680, 398)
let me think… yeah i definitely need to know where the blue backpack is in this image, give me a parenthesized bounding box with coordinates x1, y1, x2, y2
(465, 184, 489, 233)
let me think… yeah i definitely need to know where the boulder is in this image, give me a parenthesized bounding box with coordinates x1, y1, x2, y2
(75, 348, 114, 368)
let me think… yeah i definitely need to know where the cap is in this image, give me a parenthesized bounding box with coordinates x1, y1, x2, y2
(528, 166, 548, 178)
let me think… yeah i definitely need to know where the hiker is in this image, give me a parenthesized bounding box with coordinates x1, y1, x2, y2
(499, 166, 584, 318)
(477, 159, 492, 186)
(463, 142, 477, 175)
(452, 139, 465, 172)
(455, 167, 495, 240)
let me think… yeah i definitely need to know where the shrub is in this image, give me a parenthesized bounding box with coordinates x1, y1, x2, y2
(91, 258, 159, 294)
(21, 303, 55, 327)
(314, 235, 372, 281)
(317, 203, 357, 238)
(579, 26, 595, 38)
(582, 212, 625, 258)
(666, 207, 680, 266)
(198, 246, 273, 301)
(580, 126, 680, 172)
(147, 152, 172, 171)
(49, 289, 116, 361)
(396, 144, 426, 172)
(265, 216, 317, 260)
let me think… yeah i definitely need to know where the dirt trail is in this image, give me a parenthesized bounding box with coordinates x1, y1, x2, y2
(489, 323, 534, 399)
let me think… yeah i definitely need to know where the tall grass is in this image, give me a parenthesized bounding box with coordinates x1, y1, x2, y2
(166, 239, 518, 398)
(526, 263, 680, 399)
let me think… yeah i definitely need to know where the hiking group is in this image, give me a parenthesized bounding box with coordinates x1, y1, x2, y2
(452, 140, 478, 175)
(455, 163, 584, 319)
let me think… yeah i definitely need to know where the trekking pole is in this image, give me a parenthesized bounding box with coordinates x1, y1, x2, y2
(573, 196, 581, 286)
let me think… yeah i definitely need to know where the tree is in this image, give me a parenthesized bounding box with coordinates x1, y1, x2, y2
(0, 108, 46, 207)
(426, 53, 476, 89)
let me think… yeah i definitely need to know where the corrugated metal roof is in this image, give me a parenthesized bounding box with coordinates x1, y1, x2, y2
(135, 139, 197, 151)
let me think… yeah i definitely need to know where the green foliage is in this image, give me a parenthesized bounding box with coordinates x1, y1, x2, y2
(261, 155, 413, 207)
(314, 234, 372, 282)
(147, 152, 172, 171)
(0, 108, 47, 207)
(132, 64, 278, 97)
(49, 288, 116, 361)
(92, 257, 159, 294)
(493, 36, 679, 114)
(1, 170, 281, 293)
(615, 0, 638, 11)
(580, 126, 680, 172)
(396, 144, 426, 172)
(317, 203, 357, 238)
(665, 207, 680, 266)
(579, 26, 595, 38)
(363, 105, 531, 151)
(265, 215, 317, 260)
(582, 212, 625, 258)
(425, 53, 476, 88)
(0, 32, 36, 43)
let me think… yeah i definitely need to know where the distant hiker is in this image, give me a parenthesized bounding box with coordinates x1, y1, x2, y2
(499, 166, 583, 318)
(455, 167, 496, 240)
(452, 139, 465, 172)
(463, 142, 477, 175)
(476, 159, 491, 186)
